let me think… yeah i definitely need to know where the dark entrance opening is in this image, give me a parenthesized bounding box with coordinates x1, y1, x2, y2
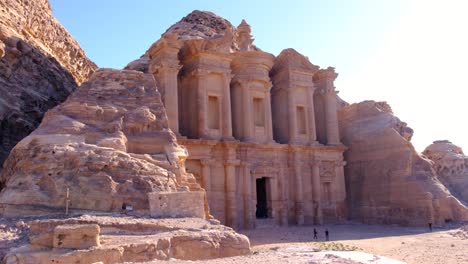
(256, 178, 268, 218)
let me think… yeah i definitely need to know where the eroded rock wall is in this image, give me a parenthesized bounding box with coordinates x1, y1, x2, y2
(423, 140, 468, 205)
(0, 0, 97, 173)
(0, 69, 202, 217)
(339, 101, 468, 225)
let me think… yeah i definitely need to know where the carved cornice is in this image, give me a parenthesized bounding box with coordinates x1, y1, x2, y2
(271, 48, 319, 76)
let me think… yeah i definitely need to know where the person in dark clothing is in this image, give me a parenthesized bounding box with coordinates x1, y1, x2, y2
(313, 228, 318, 240)
(325, 229, 329, 241)
(428, 222, 432, 232)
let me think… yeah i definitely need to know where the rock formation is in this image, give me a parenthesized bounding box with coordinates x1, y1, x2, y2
(423, 140, 468, 205)
(4, 215, 250, 263)
(0, 69, 205, 217)
(0, 0, 97, 174)
(339, 101, 468, 225)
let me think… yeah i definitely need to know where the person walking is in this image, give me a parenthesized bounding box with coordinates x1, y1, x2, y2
(325, 229, 329, 241)
(313, 228, 318, 240)
(428, 222, 432, 232)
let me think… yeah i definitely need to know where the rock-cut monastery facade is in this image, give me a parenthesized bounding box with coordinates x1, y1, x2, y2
(147, 19, 347, 229)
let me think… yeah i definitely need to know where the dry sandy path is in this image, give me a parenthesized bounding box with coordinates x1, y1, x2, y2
(242, 223, 468, 264)
(159, 223, 467, 264)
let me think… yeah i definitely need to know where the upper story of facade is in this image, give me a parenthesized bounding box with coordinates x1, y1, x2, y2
(148, 18, 342, 147)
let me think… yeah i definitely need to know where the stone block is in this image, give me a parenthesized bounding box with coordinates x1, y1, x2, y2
(53, 224, 100, 249)
(148, 191, 205, 218)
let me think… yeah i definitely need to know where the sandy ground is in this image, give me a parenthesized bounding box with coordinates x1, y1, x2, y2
(161, 222, 468, 264)
(245, 223, 468, 264)
(2, 216, 467, 263)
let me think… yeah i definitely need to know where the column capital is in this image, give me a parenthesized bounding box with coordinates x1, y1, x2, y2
(240, 161, 251, 167)
(224, 160, 241, 167)
(200, 159, 214, 166)
(151, 62, 182, 75)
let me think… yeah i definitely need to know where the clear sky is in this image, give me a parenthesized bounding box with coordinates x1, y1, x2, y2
(49, 0, 468, 152)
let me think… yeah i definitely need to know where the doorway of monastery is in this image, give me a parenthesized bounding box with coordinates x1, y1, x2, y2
(256, 177, 269, 219)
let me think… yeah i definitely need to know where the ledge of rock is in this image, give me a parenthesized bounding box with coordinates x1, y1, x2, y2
(4, 215, 251, 263)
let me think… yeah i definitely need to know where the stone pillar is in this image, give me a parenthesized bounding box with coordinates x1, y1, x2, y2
(251, 175, 257, 228)
(222, 72, 234, 140)
(265, 87, 274, 143)
(224, 145, 239, 228)
(307, 85, 318, 144)
(288, 90, 298, 144)
(324, 90, 340, 145)
(148, 37, 182, 134)
(312, 161, 322, 224)
(293, 150, 304, 225)
(197, 72, 208, 138)
(242, 81, 254, 142)
(279, 166, 289, 226)
(200, 159, 212, 193)
(270, 177, 279, 224)
(225, 160, 238, 228)
(314, 67, 340, 145)
(242, 162, 254, 229)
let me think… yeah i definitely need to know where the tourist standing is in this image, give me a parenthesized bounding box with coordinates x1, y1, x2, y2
(325, 229, 329, 241)
(313, 228, 318, 240)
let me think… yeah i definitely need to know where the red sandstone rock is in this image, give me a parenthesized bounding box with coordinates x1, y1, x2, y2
(0, 0, 97, 174)
(423, 140, 468, 205)
(0, 69, 203, 217)
(339, 101, 468, 225)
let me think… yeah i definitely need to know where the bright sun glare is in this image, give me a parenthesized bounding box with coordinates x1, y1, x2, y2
(339, 0, 468, 152)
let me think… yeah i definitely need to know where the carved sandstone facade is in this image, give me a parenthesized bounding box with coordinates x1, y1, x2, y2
(148, 18, 346, 229)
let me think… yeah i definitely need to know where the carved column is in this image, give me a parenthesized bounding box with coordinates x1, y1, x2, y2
(224, 145, 239, 228)
(312, 161, 322, 224)
(324, 89, 340, 145)
(197, 71, 208, 138)
(315, 67, 340, 145)
(307, 85, 318, 144)
(242, 162, 254, 229)
(222, 72, 234, 140)
(293, 150, 304, 225)
(200, 159, 212, 193)
(288, 89, 298, 144)
(242, 81, 254, 142)
(225, 160, 239, 228)
(265, 87, 274, 143)
(279, 165, 289, 226)
(149, 37, 182, 134)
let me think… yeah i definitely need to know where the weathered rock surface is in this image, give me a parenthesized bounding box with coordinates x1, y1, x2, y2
(423, 140, 468, 205)
(0, 69, 203, 217)
(4, 215, 251, 263)
(339, 101, 468, 225)
(0, 0, 97, 173)
(124, 53, 150, 73)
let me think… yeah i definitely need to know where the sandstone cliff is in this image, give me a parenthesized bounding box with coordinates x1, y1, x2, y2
(0, 0, 97, 173)
(339, 101, 468, 225)
(0, 69, 203, 217)
(423, 140, 468, 205)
